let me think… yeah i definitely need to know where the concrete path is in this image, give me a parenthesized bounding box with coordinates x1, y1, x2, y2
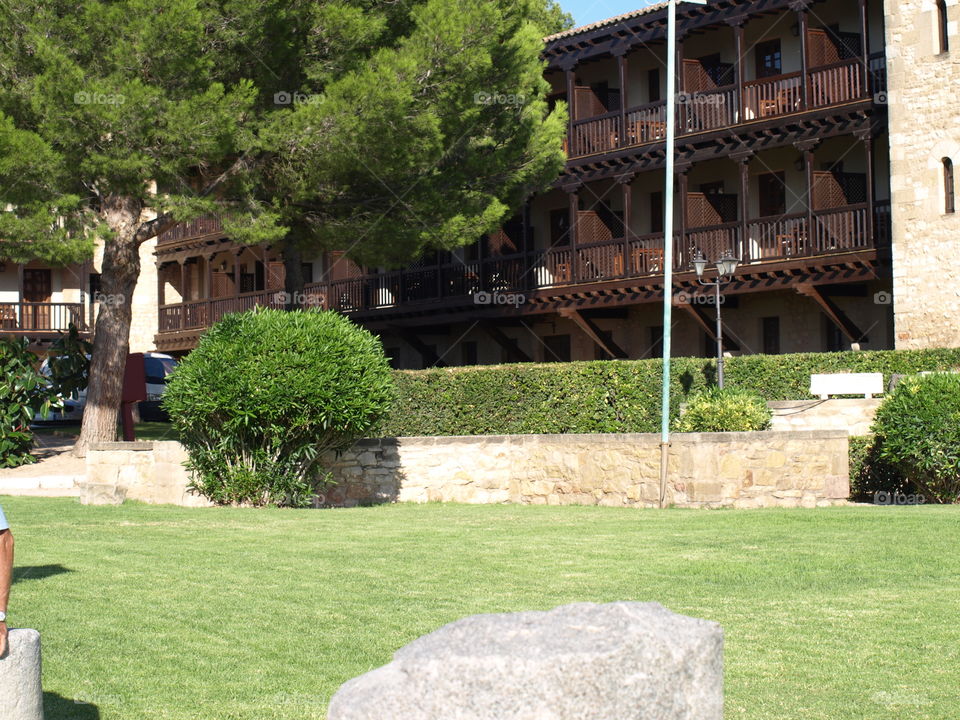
(0, 434, 84, 497)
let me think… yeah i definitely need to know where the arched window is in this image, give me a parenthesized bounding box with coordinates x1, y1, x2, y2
(945, 158, 956, 214)
(937, 0, 950, 54)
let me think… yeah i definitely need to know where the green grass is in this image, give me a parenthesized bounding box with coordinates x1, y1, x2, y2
(33, 422, 178, 442)
(4, 498, 959, 720)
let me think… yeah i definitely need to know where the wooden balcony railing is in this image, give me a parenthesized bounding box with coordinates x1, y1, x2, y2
(567, 57, 879, 159)
(156, 203, 882, 335)
(0, 303, 86, 332)
(157, 214, 223, 245)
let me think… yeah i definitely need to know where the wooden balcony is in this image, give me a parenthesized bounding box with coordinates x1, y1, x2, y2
(0, 303, 87, 335)
(566, 57, 877, 159)
(155, 201, 888, 348)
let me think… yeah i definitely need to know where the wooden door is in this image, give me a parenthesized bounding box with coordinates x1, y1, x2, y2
(22, 268, 52, 329)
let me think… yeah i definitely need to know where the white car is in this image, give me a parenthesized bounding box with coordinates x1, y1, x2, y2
(32, 352, 177, 423)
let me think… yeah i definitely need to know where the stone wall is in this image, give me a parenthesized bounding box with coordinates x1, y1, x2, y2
(767, 398, 881, 436)
(83, 432, 850, 510)
(885, 0, 960, 348)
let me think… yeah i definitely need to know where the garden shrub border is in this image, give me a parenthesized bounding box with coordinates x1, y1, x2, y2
(382, 348, 960, 437)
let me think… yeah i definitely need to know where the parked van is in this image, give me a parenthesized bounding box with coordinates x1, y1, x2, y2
(33, 352, 177, 423)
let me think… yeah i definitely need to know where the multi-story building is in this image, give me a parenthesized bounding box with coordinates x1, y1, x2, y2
(0, 239, 159, 353)
(14, 0, 949, 368)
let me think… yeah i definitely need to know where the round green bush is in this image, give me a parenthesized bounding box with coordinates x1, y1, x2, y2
(872, 373, 960, 504)
(163, 308, 395, 507)
(672, 386, 772, 433)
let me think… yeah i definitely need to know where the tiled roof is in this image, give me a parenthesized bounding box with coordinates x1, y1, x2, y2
(543, 1, 672, 42)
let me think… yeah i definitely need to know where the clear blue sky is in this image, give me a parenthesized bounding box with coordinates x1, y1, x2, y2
(561, 0, 657, 28)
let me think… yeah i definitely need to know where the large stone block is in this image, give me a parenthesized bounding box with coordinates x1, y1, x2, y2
(0, 629, 43, 720)
(327, 601, 723, 720)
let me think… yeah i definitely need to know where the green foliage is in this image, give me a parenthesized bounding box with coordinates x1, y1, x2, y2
(0, 338, 62, 468)
(672, 387, 771, 433)
(872, 373, 960, 504)
(848, 435, 910, 502)
(382, 349, 960, 437)
(163, 308, 394, 507)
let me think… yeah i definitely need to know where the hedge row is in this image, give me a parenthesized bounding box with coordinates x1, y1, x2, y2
(381, 348, 960, 437)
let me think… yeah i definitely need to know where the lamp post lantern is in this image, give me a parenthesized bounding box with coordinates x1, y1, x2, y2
(692, 251, 739, 389)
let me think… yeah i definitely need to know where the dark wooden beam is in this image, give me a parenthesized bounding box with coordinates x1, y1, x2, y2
(795, 283, 867, 343)
(675, 301, 741, 352)
(396, 330, 448, 368)
(559, 308, 628, 359)
(478, 322, 532, 363)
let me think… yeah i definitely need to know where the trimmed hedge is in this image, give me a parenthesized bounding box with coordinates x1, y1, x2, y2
(382, 349, 960, 437)
(848, 435, 911, 502)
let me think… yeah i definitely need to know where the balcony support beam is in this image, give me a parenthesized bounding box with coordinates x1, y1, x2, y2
(856, 128, 876, 244)
(559, 308, 628, 359)
(396, 329, 448, 368)
(796, 283, 867, 344)
(795, 139, 819, 251)
(676, 300, 740, 352)
(478, 322, 532, 363)
(859, 0, 870, 92)
(567, 186, 579, 248)
(732, 151, 753, 262)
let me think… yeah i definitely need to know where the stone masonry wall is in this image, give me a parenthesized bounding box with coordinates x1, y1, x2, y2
(886, 0, 960, 348)
(84, 432, 851, 510)
(767, 399, 882, 436)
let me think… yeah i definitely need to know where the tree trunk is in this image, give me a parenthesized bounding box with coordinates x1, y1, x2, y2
(73, 196, 143, 457)
(282, 240, 305, 311)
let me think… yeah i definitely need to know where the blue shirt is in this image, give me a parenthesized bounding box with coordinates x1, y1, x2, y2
(0, 505, 7, 531)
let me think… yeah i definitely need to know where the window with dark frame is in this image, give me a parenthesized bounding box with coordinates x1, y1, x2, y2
(461, 341, 478, 366)
(937, 0, 950, 54)
(549, 208, 571, 246)
(944, 158, 956, 214)
(762, 316, 781, 355)
(757, 171, 787, 217)
(825, 320, 845, 352)
(755, 39, 782, 79)
(593, 331, 615, 360)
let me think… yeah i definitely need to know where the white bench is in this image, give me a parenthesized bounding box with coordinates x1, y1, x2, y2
(810, 372, 884, 400)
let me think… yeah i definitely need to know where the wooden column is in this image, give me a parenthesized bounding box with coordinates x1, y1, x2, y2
(796, 139, 819, 251)
(676, 36, 686, 133)
(677, 167, 690, 271)
(17, 263, 24, 300)
(233, 250, 242, 296)
(616, 51, 629, 148)
(798, 7, 810, 110)
(157, 263, 165, 309)
(565, 66, 576, 154)
(731, 20, 746, 122)
(733, 152, 753, 262)
(521, 200, 532, 290)
(619, 173, 634, 275)
(859, 0, 870, 94)
(858, 130, 876, 242)
(567, 186, 579, 247)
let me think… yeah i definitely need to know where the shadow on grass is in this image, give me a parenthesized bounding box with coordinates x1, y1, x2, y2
(44, 692, 100, 720)
(13, 564, 72, 585)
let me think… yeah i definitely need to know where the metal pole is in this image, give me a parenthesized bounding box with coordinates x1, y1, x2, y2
(659, 0, 678, 509)
(715, 281, 724, 389)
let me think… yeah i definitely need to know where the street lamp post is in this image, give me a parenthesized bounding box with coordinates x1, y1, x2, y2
(692, 251, 739, 388)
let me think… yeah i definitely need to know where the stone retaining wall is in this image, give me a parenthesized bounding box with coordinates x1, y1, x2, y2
(84, 431, 850, 509)
(767, 399, 881, 436)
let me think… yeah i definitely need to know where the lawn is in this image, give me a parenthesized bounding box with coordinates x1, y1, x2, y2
(3, 498, 958, 720)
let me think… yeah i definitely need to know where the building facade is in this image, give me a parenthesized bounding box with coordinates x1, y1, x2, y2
(16, 0, 940, 367)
